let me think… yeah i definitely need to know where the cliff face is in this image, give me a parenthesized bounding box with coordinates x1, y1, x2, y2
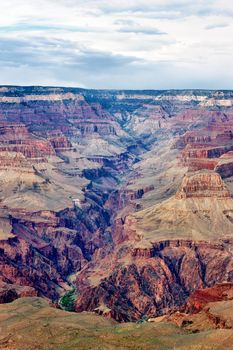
(175, 172, 230, 198)
(74, 239, 233, 321)
(1, 86, 233, 322)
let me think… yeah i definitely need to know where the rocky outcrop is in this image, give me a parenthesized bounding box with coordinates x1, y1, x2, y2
(0, 123, 29, 141)
(185, 282, 233, 313)
(175, 171, 230, 198)
(0, 235, 66, 300)
(166, 282, 233, 332)
(0, 199, 111, 300)
(47, 131, 72, 151)
(74, 238, 233, 321)
(0, 122, 55, 166)
(0, 281, 37, 303)
(0, 152, 33, 171)
(172, 110, 233, 172)
(76, 121, 116, 136)
(0, 141, 55, 159)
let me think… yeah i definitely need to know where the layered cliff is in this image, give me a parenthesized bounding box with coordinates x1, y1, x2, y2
(175, 171, 230, 198)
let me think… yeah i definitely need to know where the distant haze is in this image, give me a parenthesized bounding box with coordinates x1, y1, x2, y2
(0, 0, 233, 89)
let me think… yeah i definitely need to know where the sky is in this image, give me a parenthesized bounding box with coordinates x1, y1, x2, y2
(0, 0, 232, 89)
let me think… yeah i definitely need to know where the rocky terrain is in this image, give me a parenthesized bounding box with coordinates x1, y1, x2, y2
(1, 291, 233, 350)
(1, 87, 233, 347)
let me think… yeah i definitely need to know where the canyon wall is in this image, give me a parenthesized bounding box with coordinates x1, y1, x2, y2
(0, 86, 233, 321)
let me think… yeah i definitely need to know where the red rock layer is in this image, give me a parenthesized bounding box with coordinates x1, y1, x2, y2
(47, 131, 72, 151)
(185, 282, 233, 313)
(172, 110, 233, 173)
(175, 172, 230, 199)
(74, 239, 233, 321)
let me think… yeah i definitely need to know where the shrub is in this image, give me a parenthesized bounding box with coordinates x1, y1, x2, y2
(59, 288, 75, 311)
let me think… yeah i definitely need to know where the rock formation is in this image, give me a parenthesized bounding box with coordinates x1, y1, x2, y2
(0, 86, 233, 326)
(175, 171, 230, 198)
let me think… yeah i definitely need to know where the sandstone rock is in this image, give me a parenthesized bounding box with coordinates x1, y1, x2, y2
(175, 171, 230, 199)
(185, 282, 233, 313)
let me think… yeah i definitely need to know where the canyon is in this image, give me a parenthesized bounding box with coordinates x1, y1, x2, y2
(1, 87, 233, 347)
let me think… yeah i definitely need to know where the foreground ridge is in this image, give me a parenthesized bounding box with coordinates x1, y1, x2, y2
(1, 291, 233, 350)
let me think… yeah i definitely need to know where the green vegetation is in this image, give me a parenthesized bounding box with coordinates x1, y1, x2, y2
(136, 315, 149, 324)
(59, 288, 76, 311)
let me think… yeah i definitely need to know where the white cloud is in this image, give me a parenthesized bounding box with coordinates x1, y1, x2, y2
(205, 23, 229, 30)
(0, 0, 232, 88)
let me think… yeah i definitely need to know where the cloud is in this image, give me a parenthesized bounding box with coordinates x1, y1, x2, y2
(51, 0, 232, 19)
(0, 0, 232, 89)
(117, 23, 167, 35)
(0, 24, 95, 33)
(114, 19, 166, 35)
(205, 23, 229, 30)
(0, 36, 141, 71)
